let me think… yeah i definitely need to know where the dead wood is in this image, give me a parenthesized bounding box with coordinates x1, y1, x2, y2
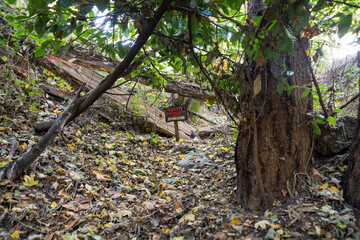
(69, 57, 215, 101)
(188, 109, 219, 125)
(35, 54, 196, 139)
(3, 0, 184, 180)
(0, 87, 83, 180)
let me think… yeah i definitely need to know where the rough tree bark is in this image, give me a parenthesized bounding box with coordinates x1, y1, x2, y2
(235, 1, 313, 210)
(1, 0, 173, 180)
(343, 100, 360, 208)
(343, 52, 360, 208)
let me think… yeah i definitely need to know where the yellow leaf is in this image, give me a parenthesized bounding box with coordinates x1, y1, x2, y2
(105, 222, 113, 227)
(265, 211, 272, 215)
(101, 133, 107, 137)
(173, 237, 184, 240)
(229, 217, 242, 226)
(305, 49, 312, 56)
(1, 56, 8, 62)
(179, 155, 186, 159)
(54, 109, 62, 114)
(0, 161, 8, 168)
(338, 166, 345, 172)
(319, 183, 328, 190)
(220, 147, 229, 152)
(175, 207, 183, 214)
(11, 232, 20, 238)
(51, 202, 57, 208)
(23, 175, 39, 186)
(270, 224, 281, 229)
(223, 60, 229, 71)
(156, 156, 163, 161)
(162, 227, 171, 234)
(142, 141, 148, 145)
(329, 186, 340, 194)
(0, 126, 10, 131)
(207, 213, 216, 219)
(193, 208, 199, 213)
(19, 142, 27, 150)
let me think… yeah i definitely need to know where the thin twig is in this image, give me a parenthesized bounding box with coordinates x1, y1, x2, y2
(11, 216, 47, 234)
(332, 0, 360, 8)
(125, 79, 139, 110)
(338, 92, 360, 111)
(299, 41, 329, 119)
(186, 12, 238, 126)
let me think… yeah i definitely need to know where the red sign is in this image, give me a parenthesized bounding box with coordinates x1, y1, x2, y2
(165, 105, 187, 122)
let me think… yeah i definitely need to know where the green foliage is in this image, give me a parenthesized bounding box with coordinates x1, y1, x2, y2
(190, 100, 202, 124)
(338, 13, 353, 38)
(150, 132, 163, 145)
(2, 0, 359, 124)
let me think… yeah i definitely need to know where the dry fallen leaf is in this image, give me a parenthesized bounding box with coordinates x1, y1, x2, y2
(255, 220, 270, 229)
(253, 75, 261, 98)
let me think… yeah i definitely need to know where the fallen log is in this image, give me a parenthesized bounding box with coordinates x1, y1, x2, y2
(35, 54, 196, 139)
(69, 57, 215, 101)
(198, 125, 231, 139)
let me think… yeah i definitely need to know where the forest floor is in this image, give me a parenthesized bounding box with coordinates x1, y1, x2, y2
(0, 70, 359, 240)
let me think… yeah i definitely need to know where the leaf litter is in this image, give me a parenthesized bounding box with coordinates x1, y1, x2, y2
(0, 73, 359, 239)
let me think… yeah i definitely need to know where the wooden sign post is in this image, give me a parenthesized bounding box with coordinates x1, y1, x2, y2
(165, 105, 187, 141)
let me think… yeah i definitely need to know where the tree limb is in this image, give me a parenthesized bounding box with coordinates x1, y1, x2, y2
(2, 86, 83, 180)
(4, 0, 173, 180)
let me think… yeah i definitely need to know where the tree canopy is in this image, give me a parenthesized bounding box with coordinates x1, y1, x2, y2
(3, 0, 358, 117)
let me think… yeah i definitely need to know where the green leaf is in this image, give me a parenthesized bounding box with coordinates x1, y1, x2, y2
(313, 0, 326, 11)
(79, 4, 93, 15)
(94, 0, 109, 12)
(28, 0, 48, 16)
(302, 88, 310, 97)
(6, 0, 16, 4)
(315, 118, 325, 125)
(333, 109, 343, 113)
(253, 16, 262, 24)
(132, 168, 147, 176)
(230, 31, 242, 42)
(59, 0, 72, 8)
(5, 14, 14, 22)
(327, 116, 336, 125)
(312, 122, 321, 135)
(34, 48, 46, 57)
(338, 13, 352, 38)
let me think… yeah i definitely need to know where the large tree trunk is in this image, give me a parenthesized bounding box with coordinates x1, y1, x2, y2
(235, 40, 313, 209)
(343, 52, 360, 208)
(343, 104, 360, 208)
